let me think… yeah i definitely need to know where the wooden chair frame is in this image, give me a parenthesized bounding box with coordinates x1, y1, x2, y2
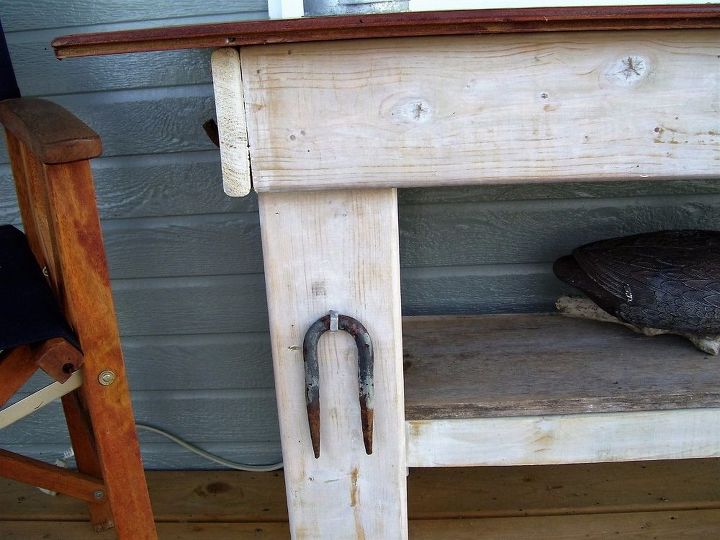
(0, 98, 157, 539)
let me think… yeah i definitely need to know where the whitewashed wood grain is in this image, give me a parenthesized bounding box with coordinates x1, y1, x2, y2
(241, 30, 720, 192)
(259, 189, 408, 539)
(211, 48, 252, 197)
(406, 409, 720, 467)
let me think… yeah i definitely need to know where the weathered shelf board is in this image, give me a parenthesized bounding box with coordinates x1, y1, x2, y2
(403, 314, 720, 420)
(51, 5, 720, 58)
(241, 29, 720, 193)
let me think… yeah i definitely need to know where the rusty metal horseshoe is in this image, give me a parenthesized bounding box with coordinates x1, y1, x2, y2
(302, 310, 374, 459)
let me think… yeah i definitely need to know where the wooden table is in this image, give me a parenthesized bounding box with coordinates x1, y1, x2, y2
(54, 7, 720, 538)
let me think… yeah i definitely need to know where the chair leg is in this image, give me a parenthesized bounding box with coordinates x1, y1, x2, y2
(43, 160, 157, 539)
(61, 391, 114, 531)
(77, 364, 157, 539)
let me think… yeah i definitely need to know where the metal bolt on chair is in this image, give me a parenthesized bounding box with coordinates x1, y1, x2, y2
(0, 98, 157, 539)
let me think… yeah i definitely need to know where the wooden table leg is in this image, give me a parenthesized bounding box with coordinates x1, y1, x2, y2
(259, 188, 407, 539)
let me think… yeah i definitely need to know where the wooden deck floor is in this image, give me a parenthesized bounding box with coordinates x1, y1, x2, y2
(2, 460, 720, 538)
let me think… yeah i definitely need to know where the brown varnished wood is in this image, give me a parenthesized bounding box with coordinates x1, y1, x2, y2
(52, 5, 720, 58)
(0, 99, 101, 164)
(0, 347, 38, 406)
(42, 159, 157, 539)
(32, 338, 83, 383)
(1, 104, 156, 539)
(5, 133, 47, 273)
(0, 449, 104, 503)
(61, 391, 114, 531)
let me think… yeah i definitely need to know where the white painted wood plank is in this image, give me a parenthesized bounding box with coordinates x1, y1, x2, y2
(259, 189, 407, 539)
(267, 0, 304, 19)
(406, 409, 720, 467)
(211, 48, 252, 197)
(0, 372, 82, 429)
(241, 30, 720, 192)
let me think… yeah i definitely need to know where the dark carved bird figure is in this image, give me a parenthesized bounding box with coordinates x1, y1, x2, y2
(553, 230, 720, 354)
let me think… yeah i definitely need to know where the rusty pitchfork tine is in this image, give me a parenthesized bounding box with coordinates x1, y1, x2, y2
(303, 311, 374, 459)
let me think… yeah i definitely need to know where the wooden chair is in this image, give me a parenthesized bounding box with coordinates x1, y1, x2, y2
(0, 98, 157, 539)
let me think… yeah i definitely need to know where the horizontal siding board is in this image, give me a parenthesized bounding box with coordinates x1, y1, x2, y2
(122, 333, 275, 391)
(13, 333, 275, 394)
(109, 267, 564, 337)
(402, 265, 564, 315)
(0, 154, 254, 224)
(1, 0, 267, 32)
(103, 213, 263, 279)
(1, 390, 280, 444)
(0, 90, 217, 164)
(399, 195, 720, 268)
(7, 161, 720, 225)
(89, 153, 257, 217)
(8, 43, 213, 97)
(3, 442, 282, 470)
(398, 178, 720, 205)
(113, 274, 270, 336)
(53, 192, 719, 280)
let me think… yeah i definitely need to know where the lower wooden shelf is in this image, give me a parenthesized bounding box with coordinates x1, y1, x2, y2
(402, 314, 720, 467)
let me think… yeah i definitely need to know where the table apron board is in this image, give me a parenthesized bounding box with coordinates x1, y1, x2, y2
(212, 28, 720, 196)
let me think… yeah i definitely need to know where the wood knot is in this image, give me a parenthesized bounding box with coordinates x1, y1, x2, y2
(605, 55, 650, 87)
(385, 97, 433, 124)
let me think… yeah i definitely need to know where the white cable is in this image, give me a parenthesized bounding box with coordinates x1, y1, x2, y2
(135, 423, 283, 472)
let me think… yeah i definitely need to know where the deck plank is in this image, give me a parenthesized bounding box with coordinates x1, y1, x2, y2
(3, 511, 720, 539)
(2, 460, 719, 522)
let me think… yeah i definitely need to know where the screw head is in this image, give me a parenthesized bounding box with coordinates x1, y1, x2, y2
(98, 370, 116, 386)
(93, 490, 105, 500)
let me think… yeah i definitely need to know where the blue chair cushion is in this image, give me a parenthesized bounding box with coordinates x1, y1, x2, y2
(0, 225, 79, 351)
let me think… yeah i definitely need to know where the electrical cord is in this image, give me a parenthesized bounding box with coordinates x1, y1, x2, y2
(135, 423, 284, 472)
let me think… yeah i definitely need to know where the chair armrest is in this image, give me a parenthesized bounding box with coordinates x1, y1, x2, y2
(0, 98, 101, 164)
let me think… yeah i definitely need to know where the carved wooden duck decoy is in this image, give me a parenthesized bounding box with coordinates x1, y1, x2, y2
(553, 230, 720, 354)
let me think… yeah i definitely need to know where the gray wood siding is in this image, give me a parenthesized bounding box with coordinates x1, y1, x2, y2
(1, 1, 719, 469)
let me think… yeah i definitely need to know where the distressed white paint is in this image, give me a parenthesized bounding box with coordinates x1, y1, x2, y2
(410, 0, 714, 11)
(240, 30, 720, 192)
(267, 0, 304, 18)
(0, 371, 83, 429)
(259, 189, 407, 539)
(406, 408, 720, 467)
(211, 48, 251, 197)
